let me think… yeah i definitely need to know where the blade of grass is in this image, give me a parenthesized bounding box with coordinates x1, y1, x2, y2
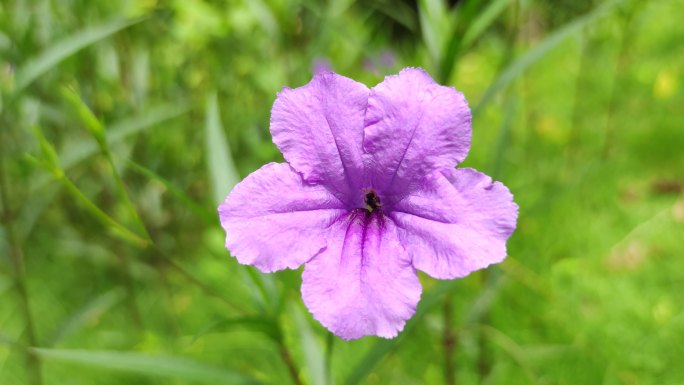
(205, 92, 240, 205)
(439, 0, 508, 82)
(418, 0, 451, 68)
(126, 159, 215, 225)
(30, 103, 191, 193)
(0, 155, 42, 385)
(473, 0, 622, 116)
(368, 0, 418, 32)
(32, 348, 264, 385)
(61, 87, 150, 239)
(479, 325, 541, 385)
(191, 317, 281, 344)
(28, 127, 148, 247)
(14, 18, 143, 92)
(461, 0, 510, 49)
(293, 305, 328, 385)
(46, 289, 125, 346)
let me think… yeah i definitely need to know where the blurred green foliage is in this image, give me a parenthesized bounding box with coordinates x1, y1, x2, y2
(1, 0, 683, 384)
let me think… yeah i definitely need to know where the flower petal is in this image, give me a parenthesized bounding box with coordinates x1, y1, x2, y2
(218, 163, 348, 273)
(270, 71, 369, 202)
(364, 68, 472, 196)
(390, 168, 518, 279)
(301, 211, 421, 340)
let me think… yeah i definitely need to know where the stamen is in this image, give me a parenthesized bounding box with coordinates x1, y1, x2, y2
(364, 190, 382, 212)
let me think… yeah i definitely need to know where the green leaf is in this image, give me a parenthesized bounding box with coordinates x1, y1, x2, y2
(192, 316, 281, 344)
(30, 126, 148, 246)
(205, 92, 240, 205)
(461, 0, 510, 50)
(14, 18, 143, 92)
(61, 86, 106, 143)
(126, 159, 214, 225)
(47, 289, 125, 346)
(30, 103, 190, 192)
(473, 0, 622, 115)
(62, 88, 150, 239)
(293, 305, 328, 385)
(418, 0, 450, 66)
(33, 348, 264, 384)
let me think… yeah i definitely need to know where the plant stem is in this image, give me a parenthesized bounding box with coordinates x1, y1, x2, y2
(0, 157, 43, 385)
(278, 339, 304, 385)
(325, 331, 334, 385)
(443, 298, 456, 385)
(602, 6, 639, 159)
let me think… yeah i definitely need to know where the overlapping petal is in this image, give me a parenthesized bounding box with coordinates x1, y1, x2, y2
(218, 163, 348, 273)
(363, 68, 472, 196)
(270, 71, 370, 204)
(390, 168, 518, 279)
(301, 212, 422, 340)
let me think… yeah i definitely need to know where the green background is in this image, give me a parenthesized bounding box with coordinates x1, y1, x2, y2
(1, 0, 683, 384)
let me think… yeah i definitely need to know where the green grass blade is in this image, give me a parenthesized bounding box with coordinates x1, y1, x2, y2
(30, 126, 148, 247)
(47, 289, 125, 346)
(418, 0, 450, 66)
(62, 88, 150, 239)
(30, 103, 190, 192)
(126, 159, 215, 225)
(33, 348, 264, 385)
(205, 92, 239, 205)
(461, 0, 510, 50)
(293, 305, 328, 385)
(473, 0, 622, 116)
(191, 317, 281, 344)
(14, 18, 142, 92)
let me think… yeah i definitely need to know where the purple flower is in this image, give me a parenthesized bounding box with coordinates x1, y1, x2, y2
(218, 68, 518, 340)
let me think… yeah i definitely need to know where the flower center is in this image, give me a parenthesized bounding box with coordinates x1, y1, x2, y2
(364, 189, 382, 212)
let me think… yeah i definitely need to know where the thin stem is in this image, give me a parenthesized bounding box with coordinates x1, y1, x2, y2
(278, 339, 304, 385)
(602, 9, 637, 159)
(477, 274, 492, 383)
(443, 298, 456, 385)
(0, 157, 43, 385)
(155, 249, 248, 315)
(478, 2, 520, 383)
(57, 173, 149, 247)
(112, 241, 143, 331)
(567, 31, 590, 155)
(325, 331, 334, 385)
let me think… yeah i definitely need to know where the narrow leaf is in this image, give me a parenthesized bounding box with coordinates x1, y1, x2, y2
(126, 159, 214, 224)
(461, 0, 510, 50)
(30, 103, 190, 192)
(33, 348, 263, 385)
(474, 0, 622, 115)
(15, 18, 142, 92)
(205, 92, 240, 205)
(47, 289, 125, 346)
(293, 305, 328, 385)
(192, 317, 281, 344)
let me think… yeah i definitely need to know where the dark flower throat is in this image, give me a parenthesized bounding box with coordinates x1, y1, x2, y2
(364, 190, 382, 212)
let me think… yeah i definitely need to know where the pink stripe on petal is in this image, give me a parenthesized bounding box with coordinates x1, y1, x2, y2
(301, 211, 422, 340)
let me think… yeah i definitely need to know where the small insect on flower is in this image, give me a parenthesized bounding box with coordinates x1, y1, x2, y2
(218, 68, 518, 340)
